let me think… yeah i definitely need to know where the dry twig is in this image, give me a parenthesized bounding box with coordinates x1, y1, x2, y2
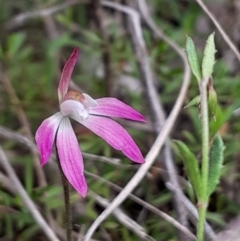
(83, 1, 191, 240)
(0, 125, 121, 166)
(90, 0, 113, 96)
(0, 70, 46, 186)
(85, 171, 197, 241)
(0, 146, 60, 241)
(126, 1, 191, 239)
(194, 0, 240, 62)
(0, 170, 98, 241)
(137, 0, 216, 238)
(4, 0, 88, 30)
(44, 162, 153, 240)
(88, 190, 155, 241)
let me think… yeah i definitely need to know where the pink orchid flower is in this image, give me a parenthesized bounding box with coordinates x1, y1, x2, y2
(35, 48, 146, 197)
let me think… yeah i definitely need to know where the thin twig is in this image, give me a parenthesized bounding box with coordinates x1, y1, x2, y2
(194, 0, 240, 62)
(85, 171, 197, 241)
(99, 228, 112, 241)
(127, 1, 191, 239)
(77, 225, 86, 241)
(0, 125, 121, 166)
(117, 119, 154, 132)
(90, 0, 113, 96)
(88, 190, 155, 241)
(0, 146, 60, 241)
(0, 170, 98, 241)
(215, 215, 240, 241)
(81, 152, 121, 166)
(0, 70, 46, 187)
(0, 69, 58, 241)
(0, 171, 16, 194)
(82, 1, 191, 239)
(43, 158, 152, 240)
(233, 107, 240, 117)
(4, 0, 88, 30)
(166, 182, 216, 240)
(0, 125, 39, 151)
(137, 1, 217, 240)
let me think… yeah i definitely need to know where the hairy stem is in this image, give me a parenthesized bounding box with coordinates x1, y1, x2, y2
(197, 78, 209, 241)
(56, 151, 72, 241)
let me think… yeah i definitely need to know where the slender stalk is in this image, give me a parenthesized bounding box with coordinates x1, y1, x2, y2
(56, 151, 72, 241)
(197, 202, 207, 241)
(197, 78, 209, 241)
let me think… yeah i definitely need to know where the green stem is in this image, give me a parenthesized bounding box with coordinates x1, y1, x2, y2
(56, 152, 72, 241)
(197, 78, 209, 241)
(197, 201, 207, 241)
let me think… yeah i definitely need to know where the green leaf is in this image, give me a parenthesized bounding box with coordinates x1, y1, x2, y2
(186, 36, 202, 81)
(208, 134, 224, 196)
(202, 33, 216, 79)
(208, 85, 218, 121)
(103, 221, 119, 229)
(8, 32, 26, 57)
(206, 212, 226, 227)
(184, 95, 200, 109)
(210, 106, 233, 137)
(17, 224, 39, 240)
(175, 140, 202, 199)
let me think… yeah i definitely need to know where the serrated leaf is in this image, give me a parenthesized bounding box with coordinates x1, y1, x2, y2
(186, 36, 202, 81)
(202, 33, 216, 79)
(175, 140, 202, 199)
(207, 134, 224, 196)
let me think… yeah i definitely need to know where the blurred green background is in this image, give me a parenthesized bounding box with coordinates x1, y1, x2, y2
(1, 0, 240, 240)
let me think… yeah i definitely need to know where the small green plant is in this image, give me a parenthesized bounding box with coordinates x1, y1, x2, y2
(176, 33, 225, 241)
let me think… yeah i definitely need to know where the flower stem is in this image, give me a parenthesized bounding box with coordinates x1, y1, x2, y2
(197, 78, 209, 241)
(56, 151, 72, 241)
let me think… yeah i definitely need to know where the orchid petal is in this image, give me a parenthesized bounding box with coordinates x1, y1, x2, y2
(88, 98, 146, 122)
(82, 93, 98, 108)
(60, 100, 88, 120)
(77, 115, 145, 163)
(56, 117, 87, 197)
(58, 48, 79, 103)
(35, 112, 63, 166)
